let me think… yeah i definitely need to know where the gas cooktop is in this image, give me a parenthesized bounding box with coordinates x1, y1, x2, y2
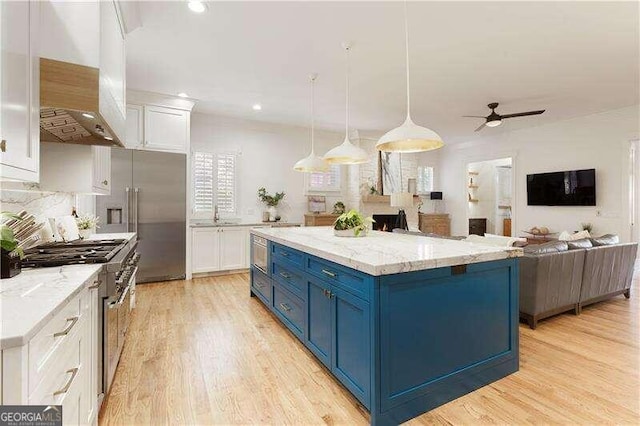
(22, 239, 127, 267)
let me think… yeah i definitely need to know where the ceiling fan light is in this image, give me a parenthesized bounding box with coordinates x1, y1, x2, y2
(376, 116, 444, 153)
(486, 119, 502, 127)
(324, 137, 369, 165)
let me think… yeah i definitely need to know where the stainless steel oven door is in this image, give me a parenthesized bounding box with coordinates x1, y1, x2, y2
(252, 236, 268, 274)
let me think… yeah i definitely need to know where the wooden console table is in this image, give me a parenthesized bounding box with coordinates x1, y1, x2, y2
(304, 213, 340, 227)
(418, 213, 451, 236)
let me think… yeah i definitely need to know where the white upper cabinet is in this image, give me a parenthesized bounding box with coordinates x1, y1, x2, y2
(125, 104, 144, 149)
(39, 142, 111, 195)
(99, 0, 126, 140)
(0, 0, 40, 182)
(144, 106, 190, 153)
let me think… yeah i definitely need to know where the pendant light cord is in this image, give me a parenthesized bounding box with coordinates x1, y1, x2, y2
(310, 74, 316, 153)
(344, 44, 350, 139)
(404, 0, 411, 119)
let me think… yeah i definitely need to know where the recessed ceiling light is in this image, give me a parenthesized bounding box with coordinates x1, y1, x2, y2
(252, 104, 262, 111)
(82, 113, 95, 119)
(188, 1, 207, 13)
(178, 92, 189, 98)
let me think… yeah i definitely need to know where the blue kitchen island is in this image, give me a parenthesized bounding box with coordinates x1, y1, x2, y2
(250, 227, 522, 425)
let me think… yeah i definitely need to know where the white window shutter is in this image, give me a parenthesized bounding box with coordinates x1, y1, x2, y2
(193, 152, 237, 215)
(193, 152, 215, 212)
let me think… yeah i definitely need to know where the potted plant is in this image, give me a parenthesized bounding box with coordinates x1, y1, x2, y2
(1, 212, 24, 278)
(76, 213, 100, 239)
(333, 209, 374, 237)
(258, 187, 285, 221)
(333, 201, 346, 215)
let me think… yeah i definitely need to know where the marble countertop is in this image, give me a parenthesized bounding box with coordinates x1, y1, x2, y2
(0, 232, 136, 350)
(190, 221, 301, 228)
(251, 227, 523, 276)
(0, 264, 102, 349)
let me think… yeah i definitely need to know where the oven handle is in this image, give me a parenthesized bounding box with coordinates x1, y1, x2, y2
(109, 267, 137, 308)
(255, 264, 268, 275)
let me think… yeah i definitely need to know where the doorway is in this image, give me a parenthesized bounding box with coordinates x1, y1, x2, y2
(467, 157, 513, 236)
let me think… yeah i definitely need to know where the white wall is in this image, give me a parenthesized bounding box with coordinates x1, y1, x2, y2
(439, 105, 640, 241)
(190, 113, 350, 223)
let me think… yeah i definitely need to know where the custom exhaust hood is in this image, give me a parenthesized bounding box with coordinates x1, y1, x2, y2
(40, 58, 125, 147)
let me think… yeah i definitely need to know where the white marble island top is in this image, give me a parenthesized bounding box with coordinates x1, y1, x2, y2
(251, 227, 523, 276)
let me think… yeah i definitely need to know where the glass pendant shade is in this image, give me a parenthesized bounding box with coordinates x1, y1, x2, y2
(376, 1, 444, 153)
(294, 74, 329, 172)
(324, 43, 369, 165)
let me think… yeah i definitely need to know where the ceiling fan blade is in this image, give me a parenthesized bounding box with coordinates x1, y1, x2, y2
(462, 115, 487, 118)
(500, 109, 546, 119)
(474, 122, 486, 132)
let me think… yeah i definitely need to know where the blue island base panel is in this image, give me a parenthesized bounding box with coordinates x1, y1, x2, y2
(370, 358, 518, 425)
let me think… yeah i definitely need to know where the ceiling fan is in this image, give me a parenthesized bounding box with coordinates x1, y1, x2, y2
(464, 102, 545, 132)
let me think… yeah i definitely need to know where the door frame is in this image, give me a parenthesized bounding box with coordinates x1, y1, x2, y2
(630, 139, 639, 243)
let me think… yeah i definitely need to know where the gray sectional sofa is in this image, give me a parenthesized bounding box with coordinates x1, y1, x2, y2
(519, 235, 637, 329)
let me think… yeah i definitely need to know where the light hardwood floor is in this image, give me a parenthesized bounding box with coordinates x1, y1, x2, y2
(100, 268, 640, 425)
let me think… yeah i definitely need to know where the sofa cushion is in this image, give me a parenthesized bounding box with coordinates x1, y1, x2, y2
(523, 240, 568, 254)
(567, 238, 593, 249)
(590, 234, 620, 246)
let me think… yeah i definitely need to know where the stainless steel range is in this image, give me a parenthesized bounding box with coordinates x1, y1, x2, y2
(23, 237, 140, 406)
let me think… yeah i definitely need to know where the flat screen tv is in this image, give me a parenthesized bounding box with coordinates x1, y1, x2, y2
(527, 169, 596, 206)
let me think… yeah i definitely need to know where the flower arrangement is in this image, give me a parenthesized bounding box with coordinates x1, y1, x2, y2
(333, 209, 374, 237)
(257, 187, 285, 207)
(581, 222, 593, 233)
(76, 213, 100, 231)
(333, 201, 346, 215)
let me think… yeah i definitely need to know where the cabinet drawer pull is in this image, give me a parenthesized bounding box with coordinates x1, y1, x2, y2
(87, 280, 100, 289)
(279, 272, 291, 279)
(0, 139, 6, 152)
(279, 303, 291, 312)
(255, 282, 264, 289)
(321, 269, 336, 278)
(53, 367, 79, 396)
(103, 179, 109, 186)
(54, 316, 79, 338)
(280, 251, 289, 257)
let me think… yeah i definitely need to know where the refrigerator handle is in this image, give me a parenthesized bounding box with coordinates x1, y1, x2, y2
(134, 187, 139, 235)
(125, 187, 131, 232)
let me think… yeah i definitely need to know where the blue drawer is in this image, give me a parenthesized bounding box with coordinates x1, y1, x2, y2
(306, 256, 369, 301)
(251, 268, 272, 305)
(273, 283, 305, 338)
(272, 261, 306, 300)
(272, 243, 305, 269)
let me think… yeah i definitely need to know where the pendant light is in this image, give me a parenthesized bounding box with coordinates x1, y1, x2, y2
(294, 74, 329, 172)
(323, 43, 369, 165)
(376, 1, 444, 153)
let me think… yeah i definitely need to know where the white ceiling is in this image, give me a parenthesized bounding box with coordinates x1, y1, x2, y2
(126, 1, 640, 142)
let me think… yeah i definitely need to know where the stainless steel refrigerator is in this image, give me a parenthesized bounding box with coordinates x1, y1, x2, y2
(97, 148, 186, 283)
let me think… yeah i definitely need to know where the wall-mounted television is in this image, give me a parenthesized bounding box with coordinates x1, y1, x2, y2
(527, 169, 596, 206)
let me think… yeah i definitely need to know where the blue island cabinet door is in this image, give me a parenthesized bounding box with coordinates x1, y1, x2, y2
(306, 278, 332, 368)
(331, 286, 371, 408)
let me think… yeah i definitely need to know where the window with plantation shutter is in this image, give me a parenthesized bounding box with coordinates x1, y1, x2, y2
(215, 153, 236, 215)
(306, 165, 341, 192)
(417, 166, 434, 193)
(192, 152, 237, 216)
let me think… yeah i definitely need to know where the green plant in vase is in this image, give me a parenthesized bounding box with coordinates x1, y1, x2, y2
(333, 209, 374, 237)
(258, 187, 285, 221)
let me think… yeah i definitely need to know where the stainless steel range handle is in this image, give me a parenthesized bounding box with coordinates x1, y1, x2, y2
(134, 187, 139, 235)
(125, 187, 131, 232)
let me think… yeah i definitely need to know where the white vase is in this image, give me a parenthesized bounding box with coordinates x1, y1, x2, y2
(268, 206, 277, 221)
(79, 227, 94, 240)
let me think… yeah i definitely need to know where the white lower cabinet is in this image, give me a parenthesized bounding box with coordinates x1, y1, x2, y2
(191, 226, 250, 274)
(0, 277, 99, 425)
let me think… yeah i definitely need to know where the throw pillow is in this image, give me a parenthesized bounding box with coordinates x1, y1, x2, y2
(558, 230, 591, 241)
(590, 234, 620, 246)
(567, 238, 593, 249)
